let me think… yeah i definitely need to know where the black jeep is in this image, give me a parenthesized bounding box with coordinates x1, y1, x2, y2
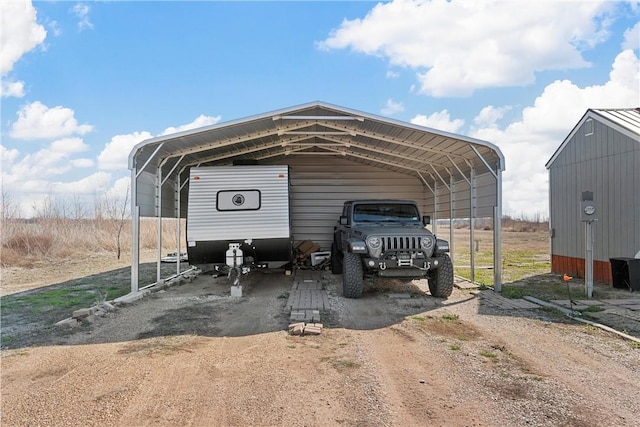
(331, 200, 454, 298)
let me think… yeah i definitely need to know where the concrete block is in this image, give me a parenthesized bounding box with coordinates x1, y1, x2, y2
(56, 318, 79, 328)
(113, 290, 150, 305)
(230, 286, 243, 297)
(291, 324, 304, 335)
(72, 308, 94, 319)
(100, 302, 116, 312)
(288, 322, 305, 331)
(304, 326, 322, 335)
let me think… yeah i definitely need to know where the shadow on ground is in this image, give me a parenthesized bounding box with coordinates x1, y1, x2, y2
(2, 269, 638, 350)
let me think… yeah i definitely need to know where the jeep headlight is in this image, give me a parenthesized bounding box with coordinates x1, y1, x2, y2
(366, 236, 382, 258)
(367, 236, 381, 249)
(421, 236, 435, 251)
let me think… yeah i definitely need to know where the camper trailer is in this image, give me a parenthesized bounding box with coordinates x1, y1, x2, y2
(186, 165, 293, 278)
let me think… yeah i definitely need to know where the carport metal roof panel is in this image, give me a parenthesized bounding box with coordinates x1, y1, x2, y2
(129, 101, 505, 185)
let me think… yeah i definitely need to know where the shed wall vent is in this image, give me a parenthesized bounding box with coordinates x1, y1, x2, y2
(585, 118, 594, 136)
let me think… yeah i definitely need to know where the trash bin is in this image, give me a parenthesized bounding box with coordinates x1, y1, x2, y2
(609, 257, 640, 291)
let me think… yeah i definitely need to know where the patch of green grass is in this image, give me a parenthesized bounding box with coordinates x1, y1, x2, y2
(584, 324, 598, 333)
(440, 313, 459, 321)
(410, 315, 428, 321)
(630, 341, 639, 349)
(480, 350, 498, 359)
(500, 285, 529, 299)
(332, 359, 360, 369)
(1, 335, 15, 344)
(449, 344, 461, 351)
(7, 288, 96, 311)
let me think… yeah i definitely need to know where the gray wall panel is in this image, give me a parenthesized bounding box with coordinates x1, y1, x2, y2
(265, 156, 428, 250)
(549, 117, 640, 261)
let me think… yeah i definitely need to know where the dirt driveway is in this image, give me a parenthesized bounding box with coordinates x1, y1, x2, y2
(2, 269, 640, 427)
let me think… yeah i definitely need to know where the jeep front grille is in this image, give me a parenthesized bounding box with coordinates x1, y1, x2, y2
(381, 236, 421, 251)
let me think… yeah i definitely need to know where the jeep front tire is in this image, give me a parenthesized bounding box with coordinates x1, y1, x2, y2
(427, 253, 454, 298)
(342, 251, 363, 298)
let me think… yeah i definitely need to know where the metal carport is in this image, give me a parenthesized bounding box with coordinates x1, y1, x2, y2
(128, 101, 505, 293)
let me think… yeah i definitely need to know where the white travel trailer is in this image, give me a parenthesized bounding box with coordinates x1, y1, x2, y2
(186, 165, 293, 276)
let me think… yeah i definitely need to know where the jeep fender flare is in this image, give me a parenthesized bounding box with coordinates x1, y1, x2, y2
(346, 238, 368, 254)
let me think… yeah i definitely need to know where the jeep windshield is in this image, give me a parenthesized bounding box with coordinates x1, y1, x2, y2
(353, 203, 420, 223)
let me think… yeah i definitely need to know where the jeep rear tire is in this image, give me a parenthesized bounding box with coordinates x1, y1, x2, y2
(342, 252, 363, 298)
(331, 242, 343, 274)
(427, 254, 454, 298)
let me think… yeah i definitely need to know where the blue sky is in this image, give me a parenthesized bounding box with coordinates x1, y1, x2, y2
(1, 0, 639, 218)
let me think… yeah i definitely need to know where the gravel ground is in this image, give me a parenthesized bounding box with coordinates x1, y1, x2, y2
(2, 266, 640, 427)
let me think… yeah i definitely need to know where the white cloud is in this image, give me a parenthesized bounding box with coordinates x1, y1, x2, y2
(0, 145, 20, 172)
(50, 137, 89, 154)
(71, 3, 93, 31)
(160, 114, 222, 136)
(70, 158, 94, 168)
(1, 79, 25, 98)
(318, 0, 617, 97)
(98, 131, 153, 170)
(385, 70, 400, 79)
(10, 101, 93, 139)
(0, 0, 46, 75)
(381, 98, 405, 116)
(52, 171, 110, 195)
(411, 110, 465, 133)
(473, 106, 512, 129)
(622, 21, 640, 50)
(96, 115, 222, 171)
(468, 49, 640, 216)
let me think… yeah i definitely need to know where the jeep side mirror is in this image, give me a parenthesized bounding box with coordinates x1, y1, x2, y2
(340, 216, 348, 226)
(423, 215, 431, 225)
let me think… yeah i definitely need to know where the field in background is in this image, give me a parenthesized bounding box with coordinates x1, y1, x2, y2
(1, 217, 549, 286)
(1, 218, 185, 268)
(440, 227, 550, 285)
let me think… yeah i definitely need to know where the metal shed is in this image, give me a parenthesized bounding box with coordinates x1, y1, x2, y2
(128, 101, 505, 292)
(546, 108, 640, 284)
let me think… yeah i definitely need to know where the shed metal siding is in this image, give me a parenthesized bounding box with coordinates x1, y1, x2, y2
(263, 156, 427, 251)
(549, 113, 640, 267)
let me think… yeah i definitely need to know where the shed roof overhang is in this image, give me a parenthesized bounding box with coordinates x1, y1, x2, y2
(129, 101, 504, 214)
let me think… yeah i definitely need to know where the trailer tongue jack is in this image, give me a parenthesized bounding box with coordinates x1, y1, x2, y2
(226, 243, 247, 297)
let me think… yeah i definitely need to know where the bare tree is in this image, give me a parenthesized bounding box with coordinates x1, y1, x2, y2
(1, 182, 21, 221)
(94, 184, 131, 259)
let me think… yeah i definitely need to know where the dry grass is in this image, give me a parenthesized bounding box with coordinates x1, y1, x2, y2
(1, 218, 184, 268)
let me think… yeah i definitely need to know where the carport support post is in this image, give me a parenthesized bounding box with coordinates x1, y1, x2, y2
(157, 166, 163, 284)
(493, 168, 502, 292)
(130, 168, 140, 293)
(449, 176, 455, 265)
(469, 167, 475, 284)
(176, 174, 181, 277)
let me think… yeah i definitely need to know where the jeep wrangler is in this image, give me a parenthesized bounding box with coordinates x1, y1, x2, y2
(331, 200, 454, 299)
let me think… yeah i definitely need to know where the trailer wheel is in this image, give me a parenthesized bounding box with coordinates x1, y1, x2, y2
(331, 243, 343, 274)
(427, 254, 454, 298)
(342, 252, 363, 298)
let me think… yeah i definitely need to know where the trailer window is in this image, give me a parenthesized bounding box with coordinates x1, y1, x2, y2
(217, 190, 261, 211)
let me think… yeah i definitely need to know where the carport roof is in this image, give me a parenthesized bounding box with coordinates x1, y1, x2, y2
(129, 101, 505, 187)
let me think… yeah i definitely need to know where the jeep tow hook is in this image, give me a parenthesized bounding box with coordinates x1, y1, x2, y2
(379, 262, 387, 270)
